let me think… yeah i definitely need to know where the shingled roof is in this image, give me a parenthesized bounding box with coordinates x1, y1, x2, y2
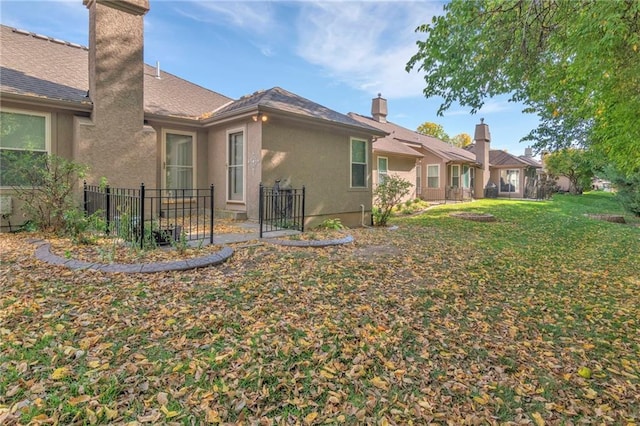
(0, 25, 232, 119)
(348, 113, 476, 163)
(215, 87, 385, 134)
(466, 144, 542, 167)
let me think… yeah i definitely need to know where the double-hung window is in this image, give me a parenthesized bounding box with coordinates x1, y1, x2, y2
(500, 169, 520, 193)
(427, 164, 439, 188)
(450, 164, 460, 188)
(0, 108, 50, 187)
(377, 156, 388, 184)
(227, 130, 244, 202)
(351, 138, 367, 188)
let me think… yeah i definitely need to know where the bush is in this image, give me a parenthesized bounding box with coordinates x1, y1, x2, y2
(318, 218, 345, 230)
(606, 167, 640, 216)
(8, 154, 88, 233)
(373, 175, 412, 227)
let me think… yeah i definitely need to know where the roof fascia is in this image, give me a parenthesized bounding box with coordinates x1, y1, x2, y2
(0, 92, 92, 113)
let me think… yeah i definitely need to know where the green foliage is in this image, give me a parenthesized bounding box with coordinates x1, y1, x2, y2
(407, 0, 640, 175)
(63, 209, 106, 245)
(373, 175, 413, 226)
(8, 153, 88, 233)
(416, 121, 450, 142)
(544, 148, 598, 194)
(605, 166, 640, 217)
(317, 218, 345, 230)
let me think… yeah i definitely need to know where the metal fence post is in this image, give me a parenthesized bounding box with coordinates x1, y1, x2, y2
(83, 181, 88, 216)
(139, 183, 145, 249)
(301, 185, 305, 233)
(105, 185, 111, 235)
(210, 184, 214, 245)
(259, 183, 264, 238)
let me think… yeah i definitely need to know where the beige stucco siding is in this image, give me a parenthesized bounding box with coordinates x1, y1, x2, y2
(417, 149, 447, 201)
(262, 119, 373, 228)
(373, 153, 417, 202)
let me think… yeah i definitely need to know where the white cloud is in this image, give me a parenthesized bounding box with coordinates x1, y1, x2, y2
(294, 1, 442, 99)
(176, 1, 276, 34)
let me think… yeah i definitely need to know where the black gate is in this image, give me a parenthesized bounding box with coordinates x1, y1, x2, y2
(259, 183, 305, 238)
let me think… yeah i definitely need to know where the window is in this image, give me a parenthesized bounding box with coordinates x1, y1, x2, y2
(227, 130, 244, 201)
(427, 164, 439, 188)
(416, 163, 422, 195)
(462, 165, 470, 188)
(500, 169, 520, 193)
(377, 156, 388, 184)
(164, 130, 195, 193)
(450, 164, 460, 188)
(351, 138, 367, 188)
(0, 109, 50, 187)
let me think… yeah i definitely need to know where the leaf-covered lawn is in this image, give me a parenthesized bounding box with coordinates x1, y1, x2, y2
(1, 192, 638, 424)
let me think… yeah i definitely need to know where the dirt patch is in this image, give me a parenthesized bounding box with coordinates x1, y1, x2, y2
(585, 214, 626, 224)
(450, 212, 496, 222)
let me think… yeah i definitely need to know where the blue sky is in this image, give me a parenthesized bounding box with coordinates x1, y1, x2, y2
(1, 0, 541, 155)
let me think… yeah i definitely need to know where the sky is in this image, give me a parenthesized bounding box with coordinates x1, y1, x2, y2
(1, 0, 542, 155)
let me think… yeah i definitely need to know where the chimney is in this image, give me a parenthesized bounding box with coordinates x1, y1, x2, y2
(524, 146, 533, 157)
(85, 0, 149, 124)
(371, 93, 388, 123)
(474, 118, 491, 193)
(74, 0, 156, 189)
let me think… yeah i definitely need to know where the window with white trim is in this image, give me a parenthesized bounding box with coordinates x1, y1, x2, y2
(450, 164, 460, 188)
(227, 130, 245, 201)
(351, 138, 367, 188)
(427, 164, 439, 188)
(0, 108, 50, 187)
(164, 130, 195, 193)
(416, 163, 422, 195)
(462, 165, 470, 188)
(377, 156, 388, 184)
(500, 169, 520, 193)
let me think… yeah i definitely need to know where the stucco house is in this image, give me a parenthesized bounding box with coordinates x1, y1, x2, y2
(0, 0, 384, 232)
(350, 96, 543, 202)
(465, 145, 543, 199)
(350, 96, 480, 202)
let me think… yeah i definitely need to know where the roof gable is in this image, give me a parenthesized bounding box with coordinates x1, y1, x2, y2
(348, 112, 476, 163)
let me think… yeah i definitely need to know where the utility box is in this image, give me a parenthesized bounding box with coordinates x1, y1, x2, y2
(0, 196, 12, 215)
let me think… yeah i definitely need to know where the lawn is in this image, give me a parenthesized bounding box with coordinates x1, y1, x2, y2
(1, 192, 638, 424)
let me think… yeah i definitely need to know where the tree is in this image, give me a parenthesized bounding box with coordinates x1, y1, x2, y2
(407, 0, 640, 176)
(543, 149, 597, 195)
(451, 133, 472, 148)
(372, 175, 412, 227)
(417, 122, 450, 142)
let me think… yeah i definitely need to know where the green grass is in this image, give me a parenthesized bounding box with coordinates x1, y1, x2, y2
(1, 192, 638, 424)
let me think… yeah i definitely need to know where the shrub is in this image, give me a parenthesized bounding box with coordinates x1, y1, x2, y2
(373, 175, 412, 227)
(8, 153, 88, 233)
(318, 218, 345, 230)
(605, 167, 640, 216)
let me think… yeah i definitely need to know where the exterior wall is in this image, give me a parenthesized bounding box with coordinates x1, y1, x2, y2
(416, 149, 447, 201)
(0, 100, 84, 231)
(262, 118, 373, 228)
(372, 153, 418, 203)
(207, 118, 262, 220)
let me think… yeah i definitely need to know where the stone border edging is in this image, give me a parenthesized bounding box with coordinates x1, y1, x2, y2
(30, 239, 234, 274)
(263, 234, 354, 247)
(449, 212, 496, 222)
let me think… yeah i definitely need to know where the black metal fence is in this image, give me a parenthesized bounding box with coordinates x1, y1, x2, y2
(84, 183, 214, 248)
(259, 184, 305, 238)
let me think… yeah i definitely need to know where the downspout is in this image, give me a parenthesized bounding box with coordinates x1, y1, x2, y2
(361, 204, 371, 228)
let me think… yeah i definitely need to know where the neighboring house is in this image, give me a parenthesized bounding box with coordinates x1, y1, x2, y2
(465, 144, 543, 198)
(0, 0, 384, 231)
(350, 96, 544, 202)
(349, 96, 479, 202)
